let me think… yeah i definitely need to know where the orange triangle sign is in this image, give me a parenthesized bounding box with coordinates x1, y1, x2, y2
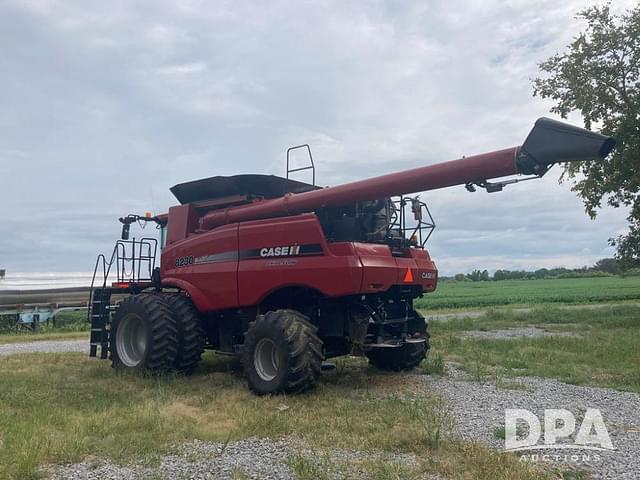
(403, 268, 414, 283)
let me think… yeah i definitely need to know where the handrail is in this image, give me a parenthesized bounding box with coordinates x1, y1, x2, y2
(385, 196, 436, 248)
(285, 144, 316, 194)
(87, 246, 118, 323)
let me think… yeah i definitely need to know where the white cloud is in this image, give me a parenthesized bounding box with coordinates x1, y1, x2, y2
(0, 0, 633, 272)
(157, 61, 207, 76)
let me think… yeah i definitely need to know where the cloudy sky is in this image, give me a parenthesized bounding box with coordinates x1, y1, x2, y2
(0, 0, 634, 275)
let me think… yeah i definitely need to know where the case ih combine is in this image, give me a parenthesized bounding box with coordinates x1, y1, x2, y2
(89, 118, 614, 394)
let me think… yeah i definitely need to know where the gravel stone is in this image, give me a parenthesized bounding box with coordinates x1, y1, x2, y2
(0, 339, 87, 356)
(418, 364, 640, 479)
(460, 326, 580, 339)
(48, 437, 418, 480)
(423, 302, 640, 324)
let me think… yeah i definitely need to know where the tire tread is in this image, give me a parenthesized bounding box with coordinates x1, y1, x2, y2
(111, 293, 178, 372)
(165, 294, 205, 373)
(243, 309, 323, 395)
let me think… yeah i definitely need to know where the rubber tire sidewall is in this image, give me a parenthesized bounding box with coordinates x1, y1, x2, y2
(110, 294, 176, 372)
(243, 317, 292, 395)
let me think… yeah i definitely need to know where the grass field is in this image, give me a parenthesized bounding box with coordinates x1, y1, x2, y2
(0, 353, 553, 480)
(415, 276, 640, 310)
(428, 304, 640, 393)
(1, 278, 638, 478)
(0, 331, 87, 344)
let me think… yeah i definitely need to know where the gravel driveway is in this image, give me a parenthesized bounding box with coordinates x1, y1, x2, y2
(48, 438, 420, 480)
(0, 339, 87, 356)
(419, 365, 640, 480)
(49, 438, 313, 480)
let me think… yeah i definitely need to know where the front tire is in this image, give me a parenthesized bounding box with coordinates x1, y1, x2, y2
(242, 309, 323, 395)
(111, 294, 178, 372)
(165, 294, 205, 373)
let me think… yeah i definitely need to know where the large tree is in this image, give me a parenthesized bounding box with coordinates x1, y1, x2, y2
(533, 3, 640, 269)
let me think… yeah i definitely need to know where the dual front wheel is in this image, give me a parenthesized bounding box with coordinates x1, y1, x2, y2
(111, 293, 204, 373)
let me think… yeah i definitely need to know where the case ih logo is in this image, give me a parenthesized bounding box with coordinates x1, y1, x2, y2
(172, 244, 324, 265)
(259, 245, 301, 258)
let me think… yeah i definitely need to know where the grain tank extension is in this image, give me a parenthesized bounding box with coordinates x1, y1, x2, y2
(88, 118, 614, 394)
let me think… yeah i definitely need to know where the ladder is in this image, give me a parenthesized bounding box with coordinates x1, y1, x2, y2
(87, 237, 158, 359)
(89, 287, 113, 359)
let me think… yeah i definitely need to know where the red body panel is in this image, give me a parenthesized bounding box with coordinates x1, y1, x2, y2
(408, 248, 438, 293)
(166, 204, 199, 245)
(160, 214, 438, 313)
(237, 215, 363, 307)
(161, 223, 239, 311)
(355, 243, 398, 293)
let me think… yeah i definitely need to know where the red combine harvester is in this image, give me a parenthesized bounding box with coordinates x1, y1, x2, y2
(89, 118, 615, 394)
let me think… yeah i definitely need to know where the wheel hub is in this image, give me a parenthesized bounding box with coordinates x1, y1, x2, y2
(254, 337, 279, 381)
(116, 313, 147, 367)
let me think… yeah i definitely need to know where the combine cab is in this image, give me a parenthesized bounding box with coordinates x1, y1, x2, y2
(89, 118, 615, 394)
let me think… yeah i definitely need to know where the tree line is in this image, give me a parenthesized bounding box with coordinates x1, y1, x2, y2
(446, 258, 640, 282)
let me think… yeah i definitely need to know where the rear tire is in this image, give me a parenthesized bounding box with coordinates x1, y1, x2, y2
(366, 340, 428, 371)
(165, 294, 205, 373)
(243, 309, 323, 395)
(367, 309, 430, 371)
(111, 294, 178, 372)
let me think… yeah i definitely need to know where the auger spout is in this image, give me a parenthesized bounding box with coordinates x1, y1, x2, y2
(196, 118, 614, 230)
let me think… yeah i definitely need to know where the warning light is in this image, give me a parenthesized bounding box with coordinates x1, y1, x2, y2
(403, 268, 414, 283)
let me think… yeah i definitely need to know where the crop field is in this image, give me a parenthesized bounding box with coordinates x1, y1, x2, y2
(415, 276, 640, 310)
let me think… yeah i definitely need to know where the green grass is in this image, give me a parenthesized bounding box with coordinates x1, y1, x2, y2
(0, 353, 548, 480)
(430, 304, 640, 392)
(0, 331, 88, 344)
(419, 352, 445, 375)
(415, 276, 640, 311)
